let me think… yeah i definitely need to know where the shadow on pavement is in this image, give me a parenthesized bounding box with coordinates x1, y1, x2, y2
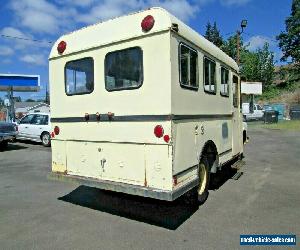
(0, 143, 27, 152)
(209, 165, 238, 190)
(58, 161, 242, 229)
(59, 185, 199, 230)
(16, 140, 42, 146)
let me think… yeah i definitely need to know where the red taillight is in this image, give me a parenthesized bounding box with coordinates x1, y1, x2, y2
(57, 41, 66, 54)
(51, 132, 55, 138)
(54, 126, 60, 135)
(154, 125, 164, 138)
(141, 15, 155, 32)
(163, 134, 170, 143)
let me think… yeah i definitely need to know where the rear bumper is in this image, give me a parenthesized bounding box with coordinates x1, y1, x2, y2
(48, 172, 198, 201)
(0, 133, 16, 142)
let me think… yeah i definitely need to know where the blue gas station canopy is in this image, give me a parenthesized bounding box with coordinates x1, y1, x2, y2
(0, 74, 40, 92)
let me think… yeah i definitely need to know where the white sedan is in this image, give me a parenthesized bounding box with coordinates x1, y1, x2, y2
(17, 113, 51, 147)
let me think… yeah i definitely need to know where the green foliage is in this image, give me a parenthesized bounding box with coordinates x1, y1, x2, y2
(240, 43, 275, 91)
(277, 0, 300, 65)
(278, 66, 300, 90)
(260, 86, 281, 100)
(221, 34, 248, 62)
(205, 21, 224, 48)
(277, 0, 300, 89)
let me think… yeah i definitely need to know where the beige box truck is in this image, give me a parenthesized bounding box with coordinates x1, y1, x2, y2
(49, 7, 244, 204)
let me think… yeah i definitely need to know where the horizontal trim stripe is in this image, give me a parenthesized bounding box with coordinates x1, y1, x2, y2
(51, 113, 233, 123)
(51, 138, 168, 146)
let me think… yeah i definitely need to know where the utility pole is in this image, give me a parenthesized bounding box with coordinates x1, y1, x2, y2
(236, 20, 248, 66)
(6, 87, 15, 122)
(45, 83, 49, 104)
(236, 30, 241, 66)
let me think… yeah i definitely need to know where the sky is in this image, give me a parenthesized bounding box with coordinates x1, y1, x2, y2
(0, 0, 293, 101)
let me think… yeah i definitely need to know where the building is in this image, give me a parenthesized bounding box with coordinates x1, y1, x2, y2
(15, 102, 50, 118)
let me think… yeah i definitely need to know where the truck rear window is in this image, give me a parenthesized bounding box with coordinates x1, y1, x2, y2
(65, 57, 94, 95)
(179, 43, 198, 89)
(105, 47, 143, 91)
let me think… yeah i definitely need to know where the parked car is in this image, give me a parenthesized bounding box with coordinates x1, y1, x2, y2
(0, 122, 18, 149)
(17, 113, 51, 147)
(242, 102, 264, 121)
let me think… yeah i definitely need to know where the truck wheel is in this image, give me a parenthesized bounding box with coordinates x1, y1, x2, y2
(197, 157, 210, 204)
(41, 132, 51, 147)
(0, 141, 8, 150)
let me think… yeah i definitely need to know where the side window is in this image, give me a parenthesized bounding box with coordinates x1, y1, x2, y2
(220, 67, 229, 96)
(105, 47, 143, 91)
(65, 57, 94, 95)
(31, 115, 48, 125)
(204, 57, 216, 93)
(179, 43, 198, 89)
(20, 114, 34, 124)
(232, 75, 239, 108)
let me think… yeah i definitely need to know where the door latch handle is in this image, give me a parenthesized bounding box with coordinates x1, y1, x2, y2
(100, 158, 106, 170)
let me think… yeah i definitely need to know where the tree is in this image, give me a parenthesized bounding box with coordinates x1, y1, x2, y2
(205, 22, 212, 41)
(257, 43, 275, 89)
(277, 0, 300, 86)
(240, 43, 275, 90)
(205, 22, 224, 48)
(25, 98, 35, 102)
(13, 96, 22, 102)
(221, 34, 247, 62)
(277, 0, 300, 65)
(212, 22, 224, 48)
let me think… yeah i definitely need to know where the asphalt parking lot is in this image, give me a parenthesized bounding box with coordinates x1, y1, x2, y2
(0, 127, 299, 250)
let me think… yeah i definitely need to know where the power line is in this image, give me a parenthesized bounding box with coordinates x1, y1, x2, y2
(0, 34, 53, 44)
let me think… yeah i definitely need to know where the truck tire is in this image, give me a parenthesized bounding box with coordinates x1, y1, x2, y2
(41, 132, 51, 147)
(197, 156, 210, 204)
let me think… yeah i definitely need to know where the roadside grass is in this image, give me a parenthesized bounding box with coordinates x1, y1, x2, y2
(248, 120, 300, 131)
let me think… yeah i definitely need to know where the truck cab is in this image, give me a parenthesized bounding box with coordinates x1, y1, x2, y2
(242, 102, 264, 121)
